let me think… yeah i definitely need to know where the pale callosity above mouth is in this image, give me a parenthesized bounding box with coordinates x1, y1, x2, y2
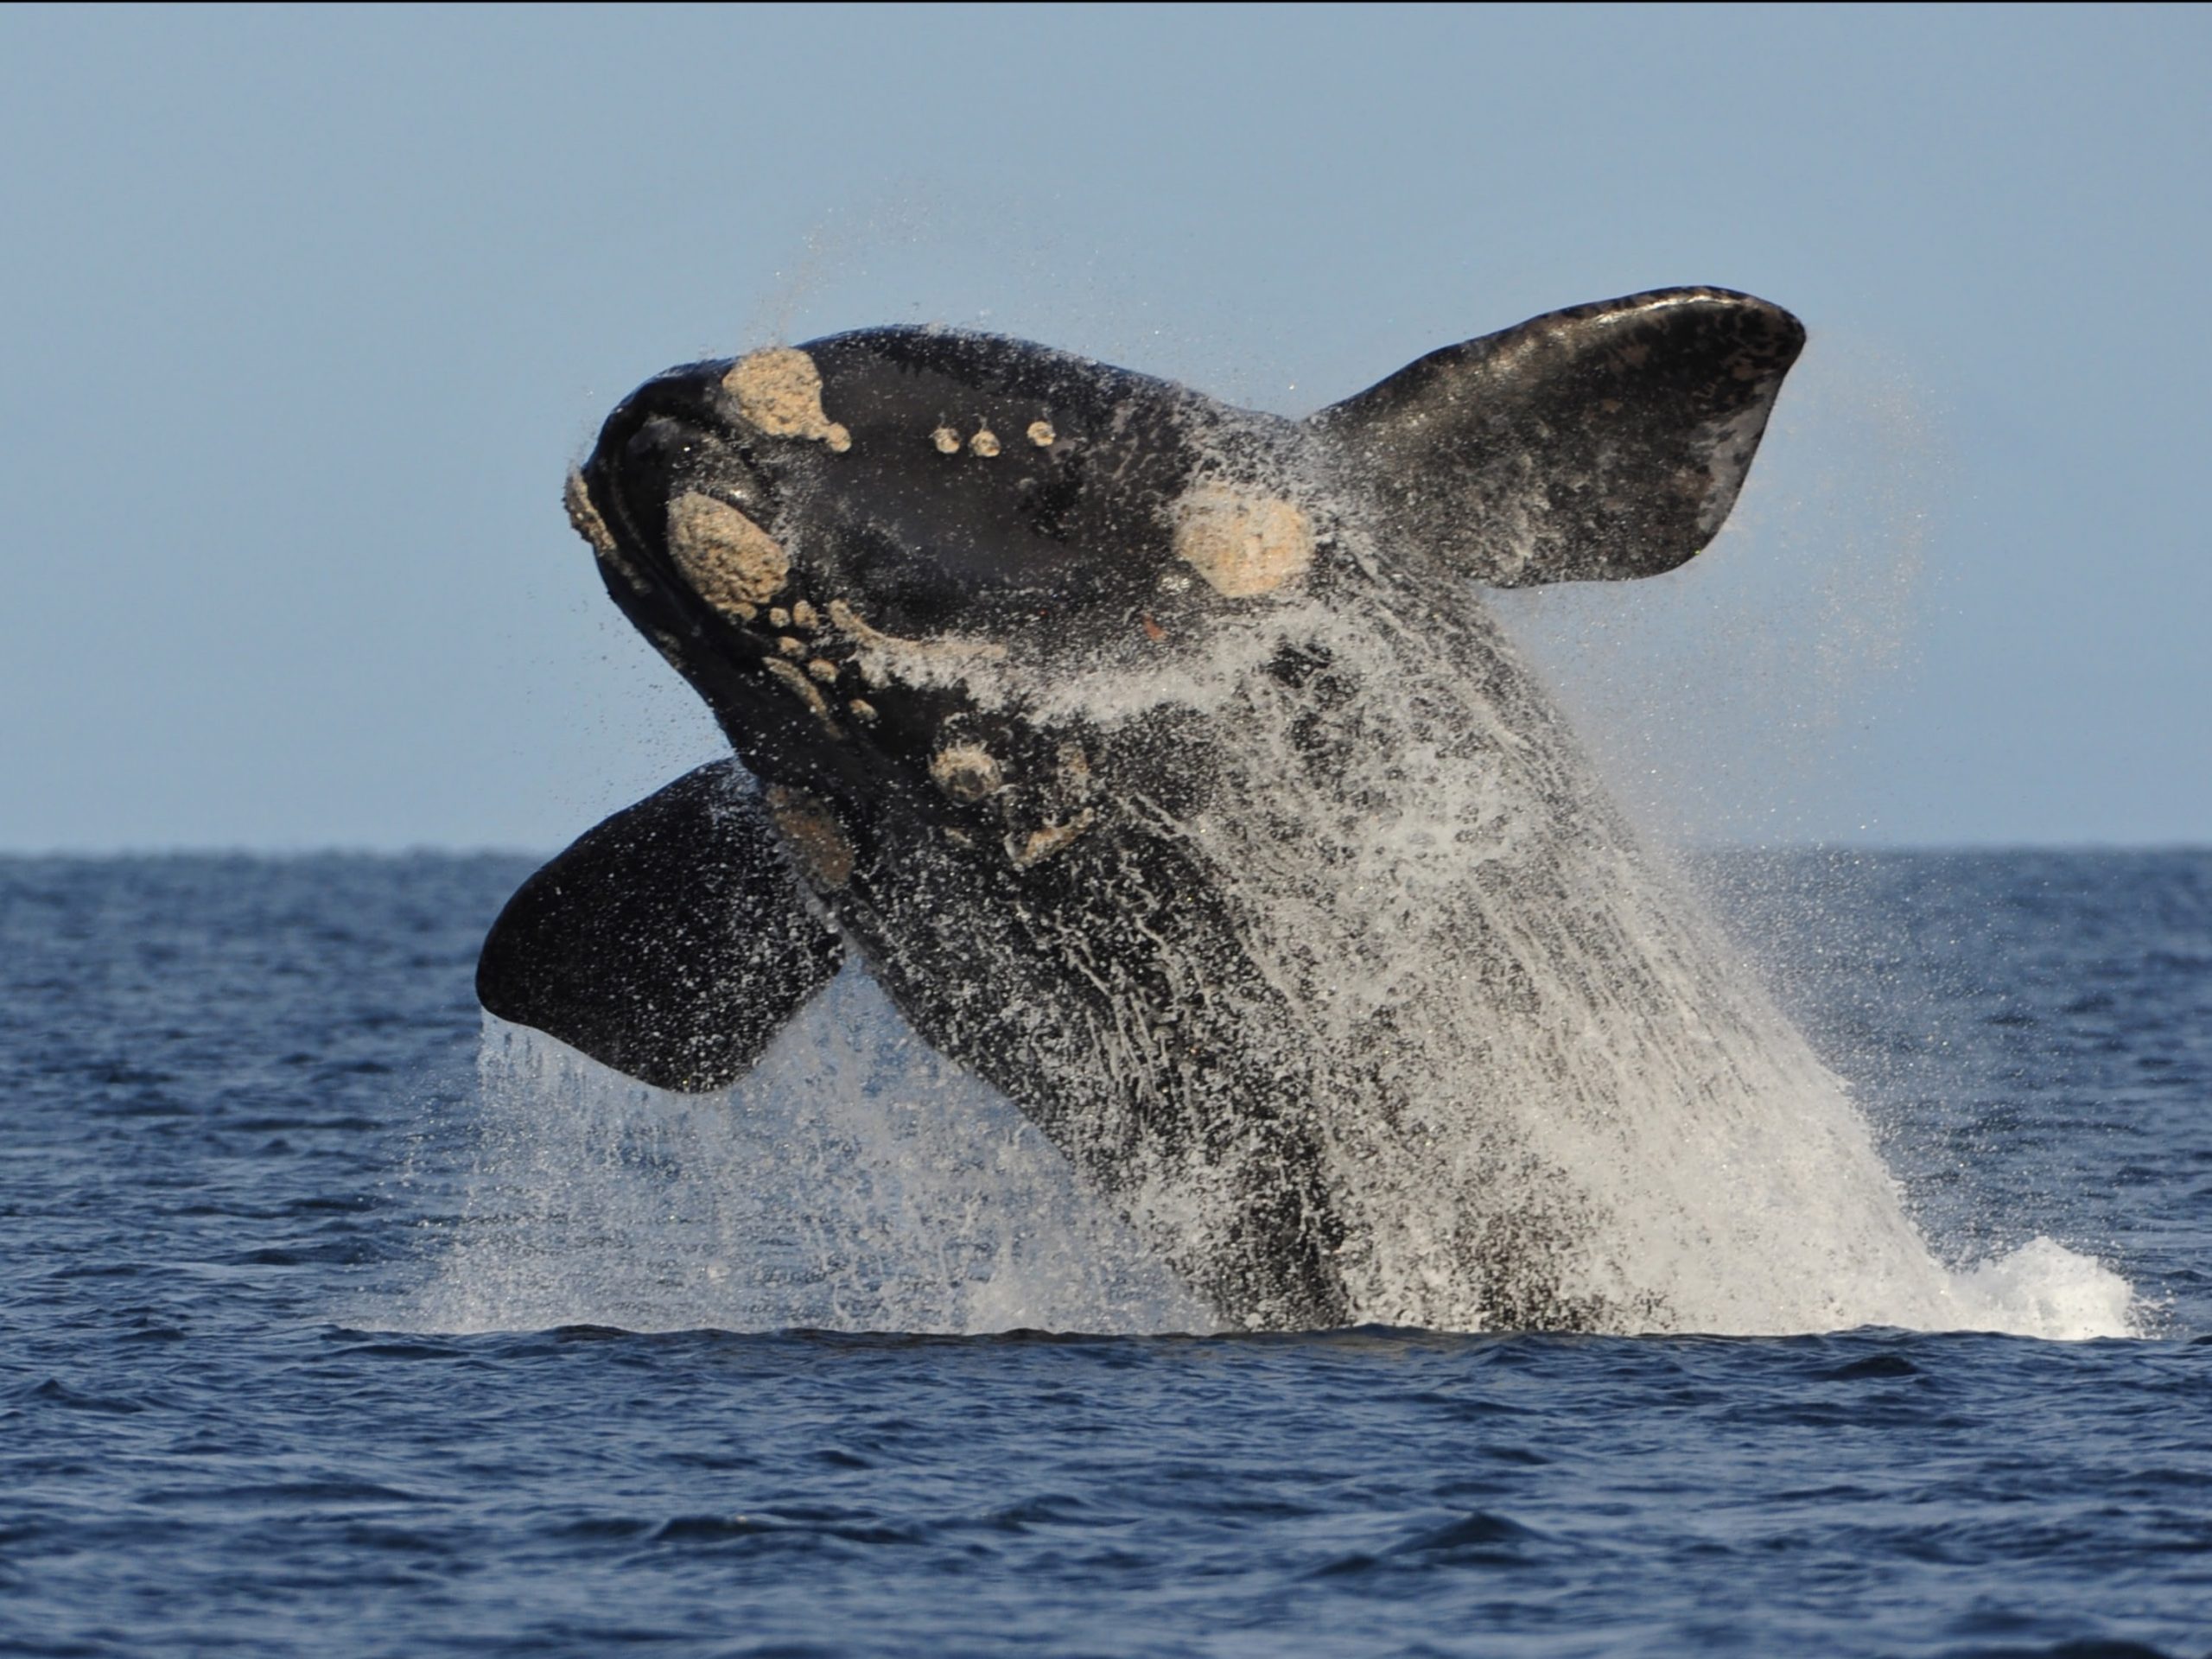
(562, 404, 1013, 750)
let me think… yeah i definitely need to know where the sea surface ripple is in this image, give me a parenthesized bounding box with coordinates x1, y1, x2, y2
(2, 853, 2207, 1656)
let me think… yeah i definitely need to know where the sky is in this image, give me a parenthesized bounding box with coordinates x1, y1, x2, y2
(1, 3, 2205, 851)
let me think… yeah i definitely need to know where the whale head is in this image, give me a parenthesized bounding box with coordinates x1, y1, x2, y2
(563, 328, 1339, 821)
(561, 289, 1803, 827)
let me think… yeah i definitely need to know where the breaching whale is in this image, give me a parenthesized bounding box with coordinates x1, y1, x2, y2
(480, 288, 1922, 1333)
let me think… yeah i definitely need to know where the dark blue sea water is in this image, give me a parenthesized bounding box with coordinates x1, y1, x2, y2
(3, 851, 2208, 1656)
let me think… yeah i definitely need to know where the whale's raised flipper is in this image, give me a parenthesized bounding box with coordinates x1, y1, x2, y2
(1313, 286, 1804, 586)
(477, 760, 843, 1090)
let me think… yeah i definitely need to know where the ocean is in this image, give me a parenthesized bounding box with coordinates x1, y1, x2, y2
(2, 850, 2206, 1656)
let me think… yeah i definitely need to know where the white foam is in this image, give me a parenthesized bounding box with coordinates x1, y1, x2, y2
(391, 978, 1211, 1337)
(1936, 1237, 2140, 1342)
(390, 988, 2139, 1343)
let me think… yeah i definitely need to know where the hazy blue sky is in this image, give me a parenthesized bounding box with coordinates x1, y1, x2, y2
(3, 3, 2204, 849)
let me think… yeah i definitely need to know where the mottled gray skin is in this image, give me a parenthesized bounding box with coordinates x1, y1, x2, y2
(481, 289, 1806, 1330)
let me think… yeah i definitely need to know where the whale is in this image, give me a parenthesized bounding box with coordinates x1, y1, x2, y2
(479, 289, 1869, 1332)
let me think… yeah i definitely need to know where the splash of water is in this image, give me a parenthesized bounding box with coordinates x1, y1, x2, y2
(397, 889, 2134, 1343)
(404, 328, 2134, 1342)
(401, 975, 1210, 1337)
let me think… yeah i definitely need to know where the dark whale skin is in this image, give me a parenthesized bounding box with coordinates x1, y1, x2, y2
(481, 290, 1806, 1330)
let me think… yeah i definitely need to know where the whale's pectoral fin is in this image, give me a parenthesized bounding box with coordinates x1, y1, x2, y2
(1312, 287, 1805, 585)
(475, 759, 843, 1092)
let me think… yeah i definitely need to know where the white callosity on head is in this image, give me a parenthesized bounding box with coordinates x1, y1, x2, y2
(565, 470, 652, 597)
(931, 426, 961, 454)
(721, 349, 853, 453)
(1171, 483, 1316, 599)
(969, 429, 1001, 458)
(929, 743, 1003, 804)
(664, 492, 789, 619)
(826, 599, 1008, 694)
(1027, 421, 1056, 448)
(996, 740, 1102, 868)
(761, 657, 842, 735)
(1007, 808, 1095, 869)
(658, 498, 791, 628)
(563, 469, 618, 555)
